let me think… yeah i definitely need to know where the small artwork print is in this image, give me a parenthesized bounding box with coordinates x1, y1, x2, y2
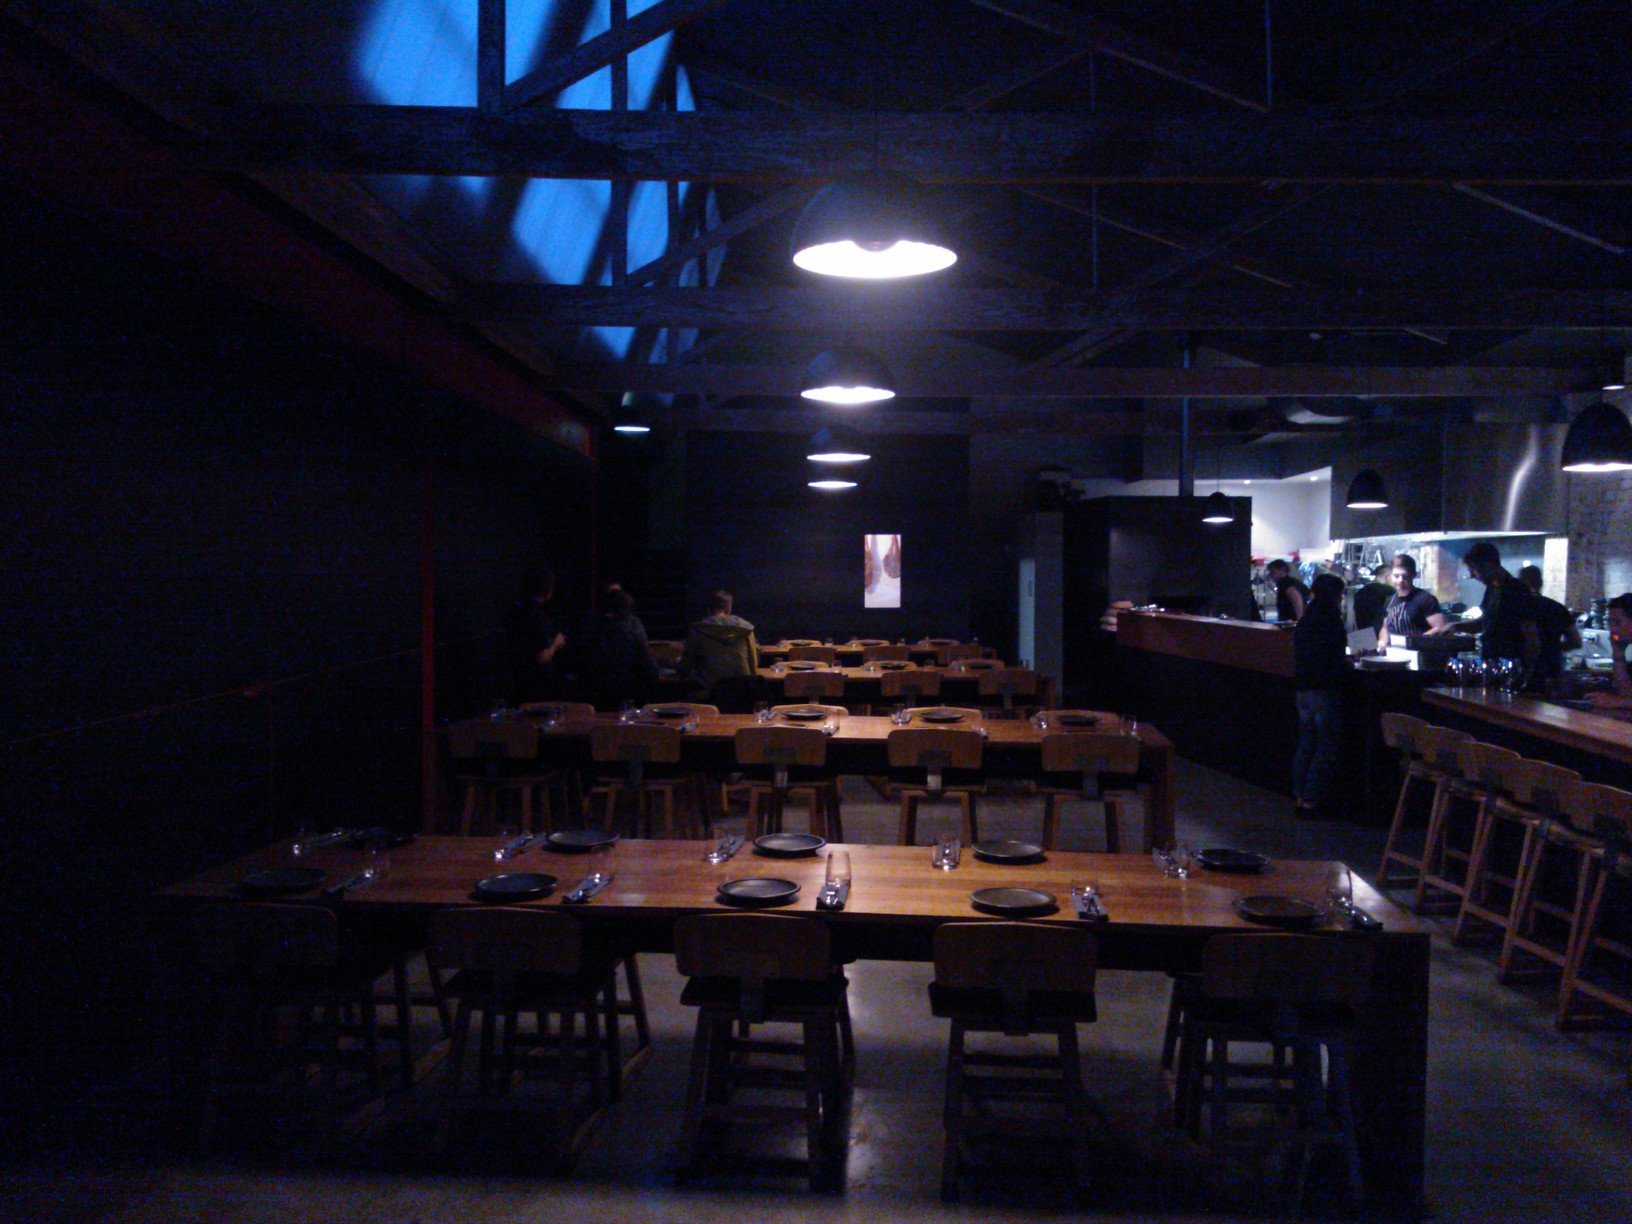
(864, 534, 901, 608)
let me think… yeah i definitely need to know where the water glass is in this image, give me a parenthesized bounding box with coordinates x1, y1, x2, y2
(619, 699, 637, 723)
(890, 703, 911, 726)
(754, 701, 772, 723)
(825, 850, 852, 889)
(365, 833, 391, 880)
(1120, 709, 1140, 735)
(1326, 863, 1353, 911)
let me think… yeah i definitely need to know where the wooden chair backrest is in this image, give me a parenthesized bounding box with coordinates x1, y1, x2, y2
(887, 727, 984, 770)
(516, 701, 596, 721)
(734, 724, 829, 768)
(976, 667, 1038, 696)
(1379, 711, 1427, 752)
(1414, 723, 1477, 775)
(589, 721, 683, 765)
(1040, 730, 1142, 775)
(448, 718, 539, 761)
(771, 703, 847, 719)
(881, 670, 942, 699)
(787, 645, 838, 663)
(863, 644, 912, 661)
(950, 657, 1004, 672)
(937, 643, 982, 666)
(1562, 778, 1632, 840)
(784, 670, 846, 699)
(647, 640, 684, 666)
(1201, 933, 1375, 1010)
(194, 903, 338, 975)
(641, 702, 718, 717)
(1498, 755, 1581, 813)
(1461, 741, 1524, 791)
(933, 921, 1098, 993)
(430, 906, 581, 975)
(673, 913, 832, 983)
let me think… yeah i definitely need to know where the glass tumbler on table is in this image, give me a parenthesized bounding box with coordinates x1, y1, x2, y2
(825, 851, 852, 895)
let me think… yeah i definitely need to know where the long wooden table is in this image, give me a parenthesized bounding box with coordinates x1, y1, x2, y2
(757, 663, 1057, 713)
(161, 837, 1429, 1216)
(1422, 687, 1632, 786)
(525, 709, 1172, 851)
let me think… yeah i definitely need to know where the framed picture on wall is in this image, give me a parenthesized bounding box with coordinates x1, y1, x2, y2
(865, 533, 901, 608)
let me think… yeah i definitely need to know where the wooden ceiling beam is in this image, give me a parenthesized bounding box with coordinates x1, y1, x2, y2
(202, 108, 1632, 185)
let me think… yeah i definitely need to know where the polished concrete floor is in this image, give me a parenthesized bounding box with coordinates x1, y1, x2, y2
(9, 760, 1632, 1223)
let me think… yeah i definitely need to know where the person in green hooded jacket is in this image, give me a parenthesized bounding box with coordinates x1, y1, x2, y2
(680, 589, 759, 704)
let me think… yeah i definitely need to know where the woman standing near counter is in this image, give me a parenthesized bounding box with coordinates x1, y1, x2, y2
(1292, 572, 1351, 818)
(1375, 553, 1450, 652)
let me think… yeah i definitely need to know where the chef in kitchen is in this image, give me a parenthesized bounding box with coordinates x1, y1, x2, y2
(1373, 553, 1451, 653)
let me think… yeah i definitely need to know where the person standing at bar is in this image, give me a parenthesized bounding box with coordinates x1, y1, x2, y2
(1516, 565, 1582, 685)
(1267, 558, 1308, 624)
(1374, 554, 1450, 653)
(1463, 541, 1539, 672)
(1291, 572, 1350, 819)
(506, 567, 567, 704)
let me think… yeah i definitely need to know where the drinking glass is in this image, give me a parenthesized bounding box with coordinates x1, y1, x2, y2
(365, 833, 391, 880)
(825, 851, 852, 890)
(619, 699, 637, 723)
(1120, 709, 1140, 735)
(890, 703, 911, 726)
(1326, 863, 1353, 911)
(754, 701, 772, 723)
(1499, 658, 1523, 699)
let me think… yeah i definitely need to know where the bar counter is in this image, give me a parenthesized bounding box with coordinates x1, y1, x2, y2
(1116, 609, 1293, 677)
(1421, 687, 1632, 786)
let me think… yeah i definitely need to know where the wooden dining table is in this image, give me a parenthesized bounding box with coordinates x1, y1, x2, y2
(756, 662, 1056, 712)
(520, 708, 1171, 851)
(159, 835, 1429, 1216)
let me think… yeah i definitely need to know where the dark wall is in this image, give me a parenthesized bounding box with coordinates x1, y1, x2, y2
(683, 431, 970, 642)
(1, 189, 590, 1078)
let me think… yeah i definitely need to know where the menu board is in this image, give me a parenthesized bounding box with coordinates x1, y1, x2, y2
(864, 533, 901, 608)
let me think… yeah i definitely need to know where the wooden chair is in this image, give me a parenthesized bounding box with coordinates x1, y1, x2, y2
(880, 668, 942, 706)
(1454, 754, 1580, 947)
(191, 903, 418, 1147)
(429, 907, 623, 1162)
(1499, 774, 1613, 992)
(937, 642, 982, 667)
(1376, 716, 1473, 892)
(647, 640, 684, 668)
(1416, 739, 1516, 913)
(862, 643, 911, 662)
(673, 913, 852, 1190)
(887, 724, 985, 846)
(783, 670, 847, 704)
(1555, 783, 1632, 1066)
(1036, 730, 1143, 851)
(1173, 933, 1375, 1213)
(445, 718, 552, 835)
(787, 644, 838, 664)
(975, 666, 1039, 718)
(586, 721, 703, 838)
(928, 922, 1100, 1202)
(733, 723, 843, 839)
(948, 656, 1004, 672)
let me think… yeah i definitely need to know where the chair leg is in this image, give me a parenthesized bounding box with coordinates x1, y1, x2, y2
(1378, 771, 1428, 888)
(961, 793, 979, 845)
(677, 1011, 716, 1179)
(898, 793, 920, 846)
(941, 1018, 967, 1202)
(1103, 794, 1126, 854)
(1041, 794, 1059, 850)
(1451, 803, 1505, 944)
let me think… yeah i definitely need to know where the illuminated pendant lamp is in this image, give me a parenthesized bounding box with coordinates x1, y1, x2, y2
(806, 427, 871, 464)
(612, 390, 653, 434)
(791, 169, 956, 280)
(1561, 400, 1632, 472)
(1201, 491, 1235, 524)
(1345, 468, 1390, 509)
(801, 347, 895, 405)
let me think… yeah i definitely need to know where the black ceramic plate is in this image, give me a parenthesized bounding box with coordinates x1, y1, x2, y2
(878, 660, 911, 670)
(754, 832, 827, 857)
(473, 871, 558, 902)
(349, 827, 416, 849)
(919, 710, 965, 723)
(785, 661, 823, 671)
(973, 839, 1046, 864)
(1234, 895, 1326, 928)
(970, 886, 1057, 917)
(547, 828, 618, 852)
(718, 877, 800, 907)
(781, 707, 828, 721)
(1197, 848, 1270, 874)
(648, 705, 692, 718)
(1055, 712, 1099, 727)
(240, 866, 325, 894)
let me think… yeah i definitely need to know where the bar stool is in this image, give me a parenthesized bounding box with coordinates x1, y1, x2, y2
(733, 721, 844, 840)
(1036, 730, 1143, 852)
(673, 913, 851, 1190)
(586, 721, 702, 837)
(887, 722, 985, 846)
(1417, 739, 1517, 914)
(1499, 774, 1610, 991)
(1454, 754, 1580, 947)
(928, 922, 1100, 1202)
(1376, 716, 1474, 893)
(1554, 783, 1632, 1064)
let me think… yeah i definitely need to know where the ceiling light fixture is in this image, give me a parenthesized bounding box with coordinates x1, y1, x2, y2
(1345, 468, 1389, 509)
(808, 478, 857, 491)
(807, 428, 871, 464)
(1201, 491, 1235, 524)
(612, 391, 654, 434)
(791, 169, 956, 280)
(801, 347, 896, 405)
(1561, 400, 1632, 472)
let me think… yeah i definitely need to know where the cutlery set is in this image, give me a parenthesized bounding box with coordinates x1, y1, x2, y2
(562, 872, 614, 904)
(705, 835, 744, 863)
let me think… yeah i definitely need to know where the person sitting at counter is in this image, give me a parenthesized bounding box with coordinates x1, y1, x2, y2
(1464, 540, 1540, 670)
(1267, 558, 1309, 623)
(1516, 565, 1583, 684)
(1374, 553, 1450, 653)
(1587, 592, 1632, 710)
(1292, 572, 1350, 819)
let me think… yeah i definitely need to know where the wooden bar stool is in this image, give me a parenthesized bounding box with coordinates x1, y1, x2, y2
(1409, 734, 1497, 912)
(887, 721, 985, 846)
(1376, 716, 1473, 893)
(1454, 754, 1580, 947)
(673, 913, 851, 1190)
(586, 721, 701, 837)
(1555, 783, 1632, 1066)
(928, 922, 1100, 1202)
(733, 721, 844, 840)
(1498, 774, 1611, 991)
(1036, 730, 1143, 852)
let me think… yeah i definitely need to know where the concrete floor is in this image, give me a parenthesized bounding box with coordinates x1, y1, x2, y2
(8, 760, 1632, 1223)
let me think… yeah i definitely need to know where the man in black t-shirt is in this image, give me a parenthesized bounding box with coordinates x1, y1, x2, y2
(1375, 553, 1449, 652)
(1517, 565, 1582, 682)
(1464, 541, 1539, 668)
(1266, 559, 1308, 623)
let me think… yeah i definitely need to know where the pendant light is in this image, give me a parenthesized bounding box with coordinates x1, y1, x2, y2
(1201, 491, 1235, 524)
(1345, 468, 1389, 509)
(808, 478, 858, 491)
(806, 428, 871, 464)
(801, 347, 895, 405)
(791, 169, 956, 280)
(1560, 400, 1632, 472)
(612, 391, 652, 434)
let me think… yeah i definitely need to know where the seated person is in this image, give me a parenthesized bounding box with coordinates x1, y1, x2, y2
(679, 589, 759, 705)
(1587, 592, 1632, 711)
(560, 585, 658, 710)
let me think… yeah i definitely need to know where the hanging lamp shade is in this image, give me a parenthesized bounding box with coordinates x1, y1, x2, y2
(801, 347, 896, 405)
(808, 478, 858, 491)
(1201, 491, 1235, 524)
(1345, 468, 1389, 509)
(612, 391, 652, 434)
(806, 427, 871, 464)
(1560, 400, 1632, 472)
(791, 169, 957, 279)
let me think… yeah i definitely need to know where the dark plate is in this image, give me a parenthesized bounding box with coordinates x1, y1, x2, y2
(1054, 712, 1099, 727)
(718, 877, 801, 907)
(973, 839, 1046, 864)
(877, 660, 911, 670)
(473, 871, 558, 902)
(781, 707, 828, 721)
(349, 827, 416, 849)
(1234, 895, 1327, 928)
(1197, 848, 1270, 874)
(547, 828, 618, 852)
(754, 833, 827, 857)
(785, 661, 823, 671)
(970, 886, 1057, 916)
(647, 705, 693, 718)
(919, 710, 965, 724)
(240, 866, 325, 894)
